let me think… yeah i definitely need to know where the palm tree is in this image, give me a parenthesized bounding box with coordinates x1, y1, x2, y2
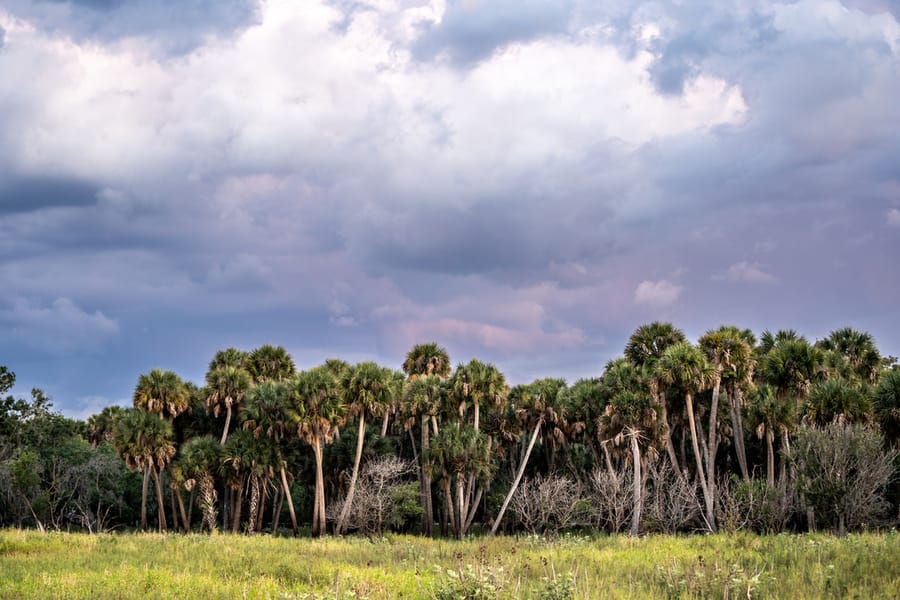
(247, 344, 296, 383)
(179, 436, 223, 533)
(206, 365, 252, 445)
(450, 359, 508, 432)
(401, 374, 447, 536)
(656, 342, 717, 530)
(132, 369, 189, 531)
(402, 342, 451, 379)
(112, 408, 176, 532)
(243, 380, 299, 535)
(746, 384, 795, 487)
(86, 405, 124, 448)
(625, 322, 687, 474)
(874, 369, 900, 444)
(291, 366, 346, 536)
(805, 379, 871, 426)
(335, 361, 394, 535)
(133, 368, 189, 423)
(209, 347, 249, 371)
(817, 328, 882, 384)
(426, 422, 494, 538)
(699, 326, 755, 485)
(490, 379, 567, 535)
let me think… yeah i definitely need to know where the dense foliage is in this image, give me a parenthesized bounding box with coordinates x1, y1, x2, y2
(1, 325, 898, 537)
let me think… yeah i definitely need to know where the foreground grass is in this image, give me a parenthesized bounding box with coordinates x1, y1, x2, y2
(1, 529, 898, 599)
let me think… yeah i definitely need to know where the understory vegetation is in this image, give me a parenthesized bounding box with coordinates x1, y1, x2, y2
(1, 323, 899, 539)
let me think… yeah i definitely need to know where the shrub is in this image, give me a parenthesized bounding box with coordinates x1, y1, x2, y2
(791, 424, 897, 534)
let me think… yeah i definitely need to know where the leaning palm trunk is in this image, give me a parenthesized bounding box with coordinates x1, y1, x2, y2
(685, 392, 715, 531)
(658, 391, 682, 477)
(491, 418, 542, 534)
(336, 413, 367, 535)
(279, 465, 298, 535)
(220, 402, 233, 445)
(629, 428, 643, 537)
(150, 466, 168, 533)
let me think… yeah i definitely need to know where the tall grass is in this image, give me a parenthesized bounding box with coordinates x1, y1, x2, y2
(0, 529, 898, 598)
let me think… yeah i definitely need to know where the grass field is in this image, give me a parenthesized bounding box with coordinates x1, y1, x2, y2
(1, 529, 898, 599)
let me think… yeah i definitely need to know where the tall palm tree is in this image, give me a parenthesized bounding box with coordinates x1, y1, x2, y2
(490, 379, 567, 535)
(112, 408, 176, 532)
(874, 369, 900, 444)
(699, 326, 755, 485)
(401, 374, 447, 537)
(426, 422, 494, 538)
(805, 379, 871, 426)
(206, 365, 252, 445)
(247, 344, 296, 383)
(625, 322, 687, 474)
(133, 369, 189, 423)
(817, 327, 882, 384)
(209, 347, 249, 371)
(291, 366, 346, 536)
(132, 369, 189, 531)
(335, 361, 394, 535)
(655, 342, 717, 530)
(179, 436, 223, 533)
(746, 384, 795, 487)
(450, 359, 508, 432)
(243, 380, 299, 535)
(402, 342, 451, 379)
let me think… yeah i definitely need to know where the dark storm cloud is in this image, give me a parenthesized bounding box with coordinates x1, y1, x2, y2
(0, 177, 98, 214)
(4, 0, 260, 53)
(411, 0, 573, 64)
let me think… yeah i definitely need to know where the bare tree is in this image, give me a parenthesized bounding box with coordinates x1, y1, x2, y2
(511, 474, 586, 537)
(589, 468, 633, 534)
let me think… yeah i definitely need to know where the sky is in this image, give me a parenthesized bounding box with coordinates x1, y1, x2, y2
(1, 0, 899, 419)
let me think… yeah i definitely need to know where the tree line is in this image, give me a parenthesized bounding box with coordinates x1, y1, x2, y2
(1, 324, 899, 537)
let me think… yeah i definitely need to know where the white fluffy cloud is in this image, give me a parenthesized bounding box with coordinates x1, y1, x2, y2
(634, 279, 683, 307)
(721, 261, 776, 283)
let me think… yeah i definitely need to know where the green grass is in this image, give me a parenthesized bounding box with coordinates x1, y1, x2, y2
(0, 529, 898, 598)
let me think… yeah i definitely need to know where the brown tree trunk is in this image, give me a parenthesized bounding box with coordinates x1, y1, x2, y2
(492, 419, 542, 534)
(247, 475, 259, 535)
(658, 391, 682, 476)
(336, 413, 366, 535)
(140, 465, 150, 531)
(313, 437, 326, 536)
(220, 403, 233, 446)
(280, 466, 298, 535)
(765, 428, 775, 487)
(150, 466, 167, 533)
(685, 392, 715, 532)
(629, 429, 642, 537)
(420, 417, 434, 537)
(729, 385, 750, 482)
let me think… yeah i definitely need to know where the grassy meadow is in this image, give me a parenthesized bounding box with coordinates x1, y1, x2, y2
(1, 529, 899, 599)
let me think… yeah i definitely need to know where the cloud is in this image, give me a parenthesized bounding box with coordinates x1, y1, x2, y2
(411, 0, 574, 65)
(720, 261, 776, 283)
(887, 207, 900, 226)
(1, 297, 119, 353)
(634, 280, 683, 307)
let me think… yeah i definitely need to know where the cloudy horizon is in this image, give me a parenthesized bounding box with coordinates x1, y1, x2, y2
(1, 0, 898, 418)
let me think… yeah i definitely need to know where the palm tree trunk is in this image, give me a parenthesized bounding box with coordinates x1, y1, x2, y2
(442, 478, 456, 537)
(600, 441, 616, 478)
(685, 392, 715, 531)
(271, 487, 282, 534)
(629, 429, 642, 537)
(381, 410, 390, 437)
(187, 486, 195, 529)
(248, 475, 259, 535)
(175, 482, 190, 532)
(491, 418, 542, 535)
(658, 391, 682, 476)
(464, 485, 484, 534)
(169, 482, 178, 532)
(201, 476, 216, 533)
(336, 413, 366, 535)
(232, 482, 244, 533)
(455, 473, 465, 538)
(474, 401, 480, 432)
(279, 466, 298, 535)
(313, 437, 326, 536)
(729, 386, 750, 481)
(140, 465, 150, 530)
(220, 403, 233, 446)
(150, 466, 167, 533)
(420, 416, 434, 537)
(765, 427, 775, 487)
